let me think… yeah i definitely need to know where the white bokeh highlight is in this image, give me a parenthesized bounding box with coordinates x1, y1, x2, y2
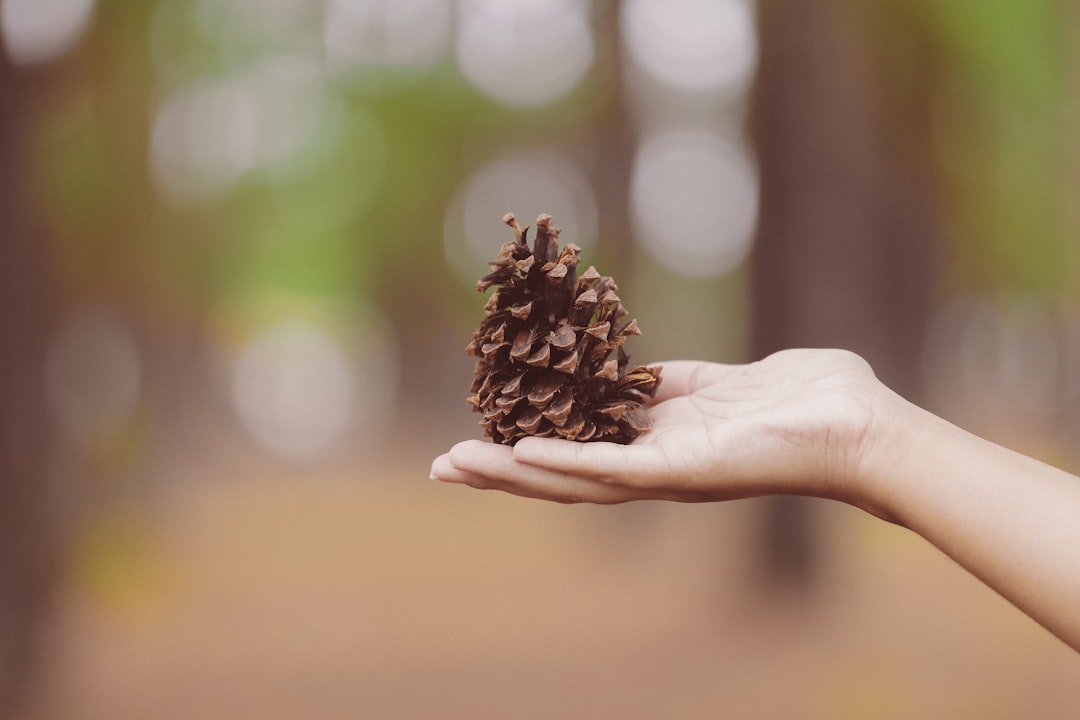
(227, 310, 399, 460)
(444, 149, 597, 288)
(620, 0, 756, 97)
(630, 129, 758, 276)
(150, 55, 328, 201)
(1, 0, 95, 65)
(324, 0, 451, 74)
(455, 0, 594, 106)
(230, 320, 354, 459)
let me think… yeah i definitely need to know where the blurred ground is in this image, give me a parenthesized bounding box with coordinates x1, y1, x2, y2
(20, 429, 1080, 720)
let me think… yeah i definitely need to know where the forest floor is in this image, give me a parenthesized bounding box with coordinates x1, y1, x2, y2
(18, 422, 1080, 720)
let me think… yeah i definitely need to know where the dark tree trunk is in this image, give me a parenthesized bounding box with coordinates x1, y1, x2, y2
(0, 50, 62, 713)
(749, 0, 939, 590)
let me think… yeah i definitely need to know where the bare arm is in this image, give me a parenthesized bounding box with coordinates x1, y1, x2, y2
(430, 349, 1080, 650)
(863, 392, 1080, 650)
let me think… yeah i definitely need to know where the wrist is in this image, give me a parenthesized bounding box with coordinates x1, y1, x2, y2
(841, 383, 935, 525)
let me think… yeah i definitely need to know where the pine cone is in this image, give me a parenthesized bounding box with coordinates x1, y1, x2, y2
(466, 212, 662, 446)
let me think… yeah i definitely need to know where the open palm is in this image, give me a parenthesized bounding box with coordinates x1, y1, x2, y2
(432, 349, 883, 506)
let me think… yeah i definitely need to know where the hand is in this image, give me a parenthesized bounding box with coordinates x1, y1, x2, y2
(431, 349, 886, 507)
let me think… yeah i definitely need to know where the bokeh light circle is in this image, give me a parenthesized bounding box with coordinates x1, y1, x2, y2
(630, 128, 758, 276)
(220, 299, 399, 461)
(443, 149, 597, 288)
(621, 0, 756, 96)
(230, 320, 351, 459)
(150, 56, 327, 202)
(1, 0, 95, 65)
(324, 0, 451, 74)
(455, 0, 594, 106)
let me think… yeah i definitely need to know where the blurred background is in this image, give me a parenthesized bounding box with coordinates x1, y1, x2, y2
(2, 0, 1079, 717)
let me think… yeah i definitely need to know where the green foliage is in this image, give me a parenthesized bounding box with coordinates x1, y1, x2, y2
(850, 0, 1075, 296)
(921, 0, 1074, 294)
(28, 0, 1080, 329)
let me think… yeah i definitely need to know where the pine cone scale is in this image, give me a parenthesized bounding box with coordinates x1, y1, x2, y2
(467, 213, 661, 446)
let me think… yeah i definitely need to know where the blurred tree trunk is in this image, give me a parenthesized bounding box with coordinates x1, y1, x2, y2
(0, 52, 62, 713)
(749, 0, 940, 590)
(591, 0, 637, 280)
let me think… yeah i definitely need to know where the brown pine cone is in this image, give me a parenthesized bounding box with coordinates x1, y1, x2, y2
(466, 212, 662, 445)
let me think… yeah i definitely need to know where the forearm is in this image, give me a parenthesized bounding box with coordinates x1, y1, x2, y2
(858, 393, 1080, 651)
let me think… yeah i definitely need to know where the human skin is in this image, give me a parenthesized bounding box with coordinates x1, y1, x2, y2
(430, 349, 1080, 652)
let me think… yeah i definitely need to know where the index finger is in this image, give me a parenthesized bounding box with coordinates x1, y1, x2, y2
(512, 435, 676, 488)
(442, 439, 653, 503)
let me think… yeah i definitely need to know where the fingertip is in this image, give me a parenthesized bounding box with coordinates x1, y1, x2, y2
(431, 452, 494, 487)
(430, 453, 462, 483)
